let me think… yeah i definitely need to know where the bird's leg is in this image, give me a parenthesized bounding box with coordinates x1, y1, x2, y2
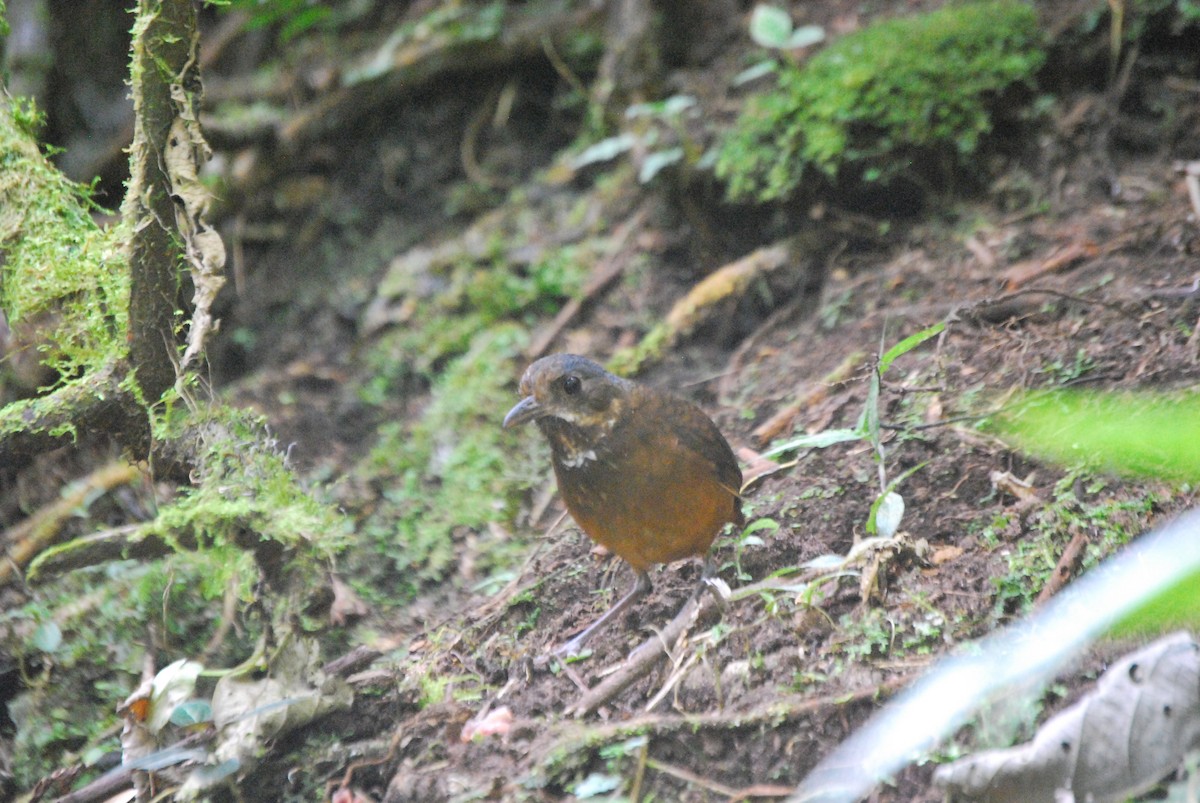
(555, 569, 652, 656)
(694, 554, 729, 611)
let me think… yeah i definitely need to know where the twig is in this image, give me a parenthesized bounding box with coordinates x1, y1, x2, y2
(751, 350, 867, 446)
(567, 590, 717, 717)
(957, 287, 1139, 324)
(0, 462, 141, 586)
(461, 83, 505, 189)
(200, 570, 241, 662)
(50, 730, 211, 803)
(644, 756, 743, 797)
(539, 673, 913, 760)
(644, 642, 701, 712)
(1035, 528, 1090, 606)
(0, 360, 145, 467)
(24, 523, 172, 582)
(323, 645, 384, 678)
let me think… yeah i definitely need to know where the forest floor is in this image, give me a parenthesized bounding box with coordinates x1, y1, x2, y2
(208, 4, 1200, 802)
(6, 1, 1200, 801)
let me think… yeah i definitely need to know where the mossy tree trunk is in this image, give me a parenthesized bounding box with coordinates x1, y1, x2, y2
(0, 0, 204, 466)
(123, 0, 201, 404)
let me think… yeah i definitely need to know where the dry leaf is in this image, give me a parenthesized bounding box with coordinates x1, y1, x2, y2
(180, 636, 352, 797)
(934, 632, 1200, 803)
(990, 470, 1042, 506)
(930, 545, 964, 565)
(460, 705, 514, 742)
(330, 575, 370, 626)
(736, 446, 785, 487)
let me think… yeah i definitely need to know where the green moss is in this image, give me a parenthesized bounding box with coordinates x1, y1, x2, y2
(362, 244, 588, 398)
(360, 324, 533, 590)
(148, 405, 348, 562)
(716, 1, 1045, 202)
(0, 95, 129, 382)
(351, 234, 596, 591)
(607, 320, 670, 377)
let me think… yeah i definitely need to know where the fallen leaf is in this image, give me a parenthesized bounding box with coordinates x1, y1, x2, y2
(934, 632, 1200, 803)
(460, 705, 514, 742)
(930, 545, 964, 565)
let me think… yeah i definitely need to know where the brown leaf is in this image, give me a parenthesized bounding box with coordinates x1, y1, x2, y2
(330, 575, 370, 626)
(460, 705, 514, 742)
(934, 632, 1200, 803)
(930, 545, 964, 565)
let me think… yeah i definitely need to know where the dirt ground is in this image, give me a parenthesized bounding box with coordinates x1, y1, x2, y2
(6, 1, 1200, 801)
(214, 4, 1199, 802)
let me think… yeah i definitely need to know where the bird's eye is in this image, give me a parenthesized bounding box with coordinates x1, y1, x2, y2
(562, 375, 582, 395)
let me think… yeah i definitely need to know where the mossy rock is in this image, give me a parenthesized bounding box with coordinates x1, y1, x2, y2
(716, 1, 1046, 203)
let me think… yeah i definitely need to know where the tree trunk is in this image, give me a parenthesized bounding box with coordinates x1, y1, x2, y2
(122, 0, 201, 403)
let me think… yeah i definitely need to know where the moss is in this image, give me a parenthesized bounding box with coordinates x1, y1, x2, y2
(0, 95, 129, 382)
(149, 404, 348, 563)
(361, 243, 588, 398)
(359, 324, 532, 590)
(351, 234, 595, 591)
(716, 1, 1045, 202)
(607, 320, 670, 377)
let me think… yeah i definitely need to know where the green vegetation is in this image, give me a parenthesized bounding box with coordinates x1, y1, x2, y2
(835, 598, 951, 664)
(355, 244, 590, 593)
(4, 404, 350, 787)
(716, 1, 1045, 202)
(5, 552, 259, 786)
(361, 325, 530, 588)
(0, 95, 129, 383)
(999, 390, 1200, 481)
(990, 474, 1156, 618)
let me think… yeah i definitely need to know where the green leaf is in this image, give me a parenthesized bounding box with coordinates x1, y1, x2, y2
(570, 134, 637, 169)
(733, 59, 778, 86)
(149, 659, 204, 733)
(574, 772, 622, 798)
(869, 491, 905, 537)
(749, 5, 796, 48)
(742, 517, 781, 536)
(31, 621, 62, 653)
(998, 391, 1200, 480)
(169, 699, 213, 727)
(879, 321, 946, 375)
(761, 428, 863, 458)
(639, 148, 684, 183)
(786, 25, 826, 49)
(1109, 565, 1200, 636)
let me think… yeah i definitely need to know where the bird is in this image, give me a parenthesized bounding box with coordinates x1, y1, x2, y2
(503, 353, 744, 656)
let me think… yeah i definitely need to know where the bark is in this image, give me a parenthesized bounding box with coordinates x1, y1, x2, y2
(122, 0, 203, 403)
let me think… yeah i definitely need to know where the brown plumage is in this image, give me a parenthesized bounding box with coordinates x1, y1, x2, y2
(504, 353, 743, 654)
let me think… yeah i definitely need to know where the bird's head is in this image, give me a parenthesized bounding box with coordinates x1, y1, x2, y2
(503, 354, 630, 432)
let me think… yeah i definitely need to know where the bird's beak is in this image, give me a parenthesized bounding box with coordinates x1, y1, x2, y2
(503, 395, 542, 428)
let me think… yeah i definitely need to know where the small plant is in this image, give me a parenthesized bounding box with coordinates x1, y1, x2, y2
(990, 473, 1157, 618)
(747, 5, 825, 51)
(570, 94, 703, 184)
(763, 321, 945, 537)
(722, 516, 780, 581)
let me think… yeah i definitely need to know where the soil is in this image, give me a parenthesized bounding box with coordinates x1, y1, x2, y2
(196, 4, 1200, 801)
(6, 1, 1200, 801)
